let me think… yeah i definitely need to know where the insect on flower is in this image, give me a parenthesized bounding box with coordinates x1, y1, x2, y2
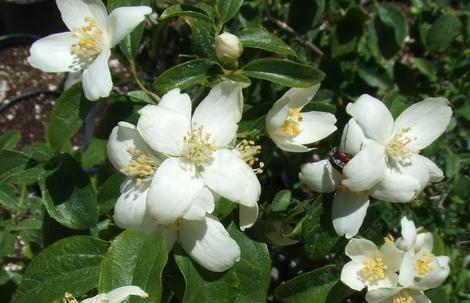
(328, 147, 353, 174)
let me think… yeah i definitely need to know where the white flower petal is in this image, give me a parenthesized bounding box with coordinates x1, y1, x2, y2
(158, 88, 192, 120)
(107, 122, 154, 171)
(346, 94, 394, 144)
(399, 250, 416, 287)
(113, 179, 157, 234)
(291, 111, 337, 145)
(342, 141, 386, 191)
(106, 285, 148, 303)
(107, 6, 152, 47)
(340, 261, 366, 291)
(82, 48, 112, 100)
(410, 291, 432, 303)
(179, 215, 240, 272)
(299, 160, 338, 193)
(396, 155, 430, 190)
(396, 216, 417, 251)
(201, 149, 261, 207)
(345, 238, 380, 262)
(365, 288, 402, 303)
(414, 257, 450, 291)
(182, 187, 215, 221)
(369, 167, 421, 203)
(162, 229, 177, 252)
(380, 243, 404, 272)
(239, 204, 259, 231)
(340, 118, 367, 155)
(332, 189, 369, 239)
(137, 104, 190, 156)
(271, 138, 312, 152)
(393, 97, 452, 150)
(418, 155, 444, 182)
(192, 82, 243, 148)
(369, 272, 399, 290)
(56, 0, 108, 31)
(27, 32, 76, 73)
(415, 232, 433, 252)
(146, 158, 203, 225)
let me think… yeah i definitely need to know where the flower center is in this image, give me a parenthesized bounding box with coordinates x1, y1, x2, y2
(281, 108, 303, 136)
(237, 139, 265, 174)
(386, 127, 417, 163)
(392, 292, 415, 303)
(415, 251, 434, 277)
(121, 148, 157, 186)
(183, 125, 216, 166)
(71, 17, 104, 57)
(362, 257, 387, 282)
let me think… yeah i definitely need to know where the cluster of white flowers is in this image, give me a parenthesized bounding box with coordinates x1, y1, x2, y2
(62, 285, 148, 303)
(299, 94, 452, 238)
(341, 217, 450, 303)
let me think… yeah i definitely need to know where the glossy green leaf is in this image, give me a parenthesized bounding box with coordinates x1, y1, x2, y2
(0, 150, 33, 186)
(302, 196, 339, 260)
(377, 3, 408, 46)
(216, 0, 244, 23)
(97, 173, 126, 214)
(99, 230, 168, 303)
(426, 13, 462, 52)
(425, 287, 449, 303)
(13, 236, 108, 303)
(160, 4, 213, 22)
(413, 57, 438, 80)
(185, 17, 216, 59)
(274, 265, 352, 303)
(47, 83, 93, 151)
(242, 59, 325, 87)
(272, 190, 292, 212)
(330, 6, 367, 57)
(288, 0, 325, 33)
(107, 0, 151, 59)
(175, 223, 271, 302)
(0, 130, 21, 150)
(39, 154, 99, 230)
(154, 59, 222, 93)
(237, 28, 296, 56)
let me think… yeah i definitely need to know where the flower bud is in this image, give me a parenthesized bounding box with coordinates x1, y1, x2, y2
(214, 32, 243, 65)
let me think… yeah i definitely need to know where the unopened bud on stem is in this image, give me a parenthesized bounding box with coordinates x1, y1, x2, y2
(215, 32, 243, 65)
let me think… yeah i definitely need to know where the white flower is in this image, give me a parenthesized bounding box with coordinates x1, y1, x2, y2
(340, 239, 403, 291)
(341, 95, 452, 200)
(266, 84, 337, 152)
(366, 287, 431, 303)
(80, 285, 148, 303)
(395, 217, 450, 291)
(135, 82, 261, 228)
(28, 0, 152, 100)
(215, 32, 243, 64)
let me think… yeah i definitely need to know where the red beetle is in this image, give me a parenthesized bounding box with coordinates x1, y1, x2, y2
(328, 147, 353, 173)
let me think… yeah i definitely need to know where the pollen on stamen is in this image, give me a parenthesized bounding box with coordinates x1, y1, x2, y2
(415, 251, 434, 277)
(386, 127, 418, 163)
(56, 292, 78, 303)
(71, 17, 104, 57)
(392, 292, 415, 303)
(121, 148, 157, 186)
(361, 257, 388, 282)
(237, 139, 264, 175)
(281, 108, 303, 136)
(183, 125, 216, 166)
(384, 234, 395, 244)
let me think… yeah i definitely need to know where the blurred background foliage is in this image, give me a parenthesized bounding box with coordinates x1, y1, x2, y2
(0, 0, 469, 302)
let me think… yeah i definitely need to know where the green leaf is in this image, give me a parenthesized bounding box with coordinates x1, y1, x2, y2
(0, 130, 21, 150)
(99, 230, 168, 303)
(107, 0, 151, 59)
(377, 3, 408, 47)
(288, 0, 325, 33)
(237, 28, 296, 56)
(242, 59, 325, 87)
(413, 57, 438, 80)
(0, 183, 17, 212)
(272, 190, 292, 212)
(425, 287, 449, 303)
(220, 73, 252, 88)
(216, 0, 244, 23)
(426, 13, 462, 52)
(39, 154, 99, 229)
(0, 150, 33, 186)
(330, 6, 367, 58)
(357, 66, 393, 91)
(47, 83, 93, 151)
(0, 230, 16, 257)
(98, 173, 126, 214)
(126, 90, 156, 104)
(274, 265, 352, 303)
(175, 223, 271, 302)
(302, 196, 339, 260)
(22, 143, 54, 162)
(160, 4, 213, 22)
(13, 236, 108, 303)
(185, 17, 216, 59)
(154, 59, 222, 93)
(81, 138, 107, 169)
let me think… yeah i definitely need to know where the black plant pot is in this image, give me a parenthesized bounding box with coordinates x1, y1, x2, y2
(0, 0, 66, 36)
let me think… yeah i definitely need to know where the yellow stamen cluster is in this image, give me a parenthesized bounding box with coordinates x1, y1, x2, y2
(362, 257, 388, 282)
(237, 139, 265, 174)
(281, 108, 303, 136)
(59, 292, 78, 303)
(183, 125, 216, 166)
(415, 251, 434, 277)
(393, 292, 415, 303)
(386, 127, 417, 163)
(384, 234, 395, 244)
(121, 148, 157, 185)
(71, 17, 103, 57)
